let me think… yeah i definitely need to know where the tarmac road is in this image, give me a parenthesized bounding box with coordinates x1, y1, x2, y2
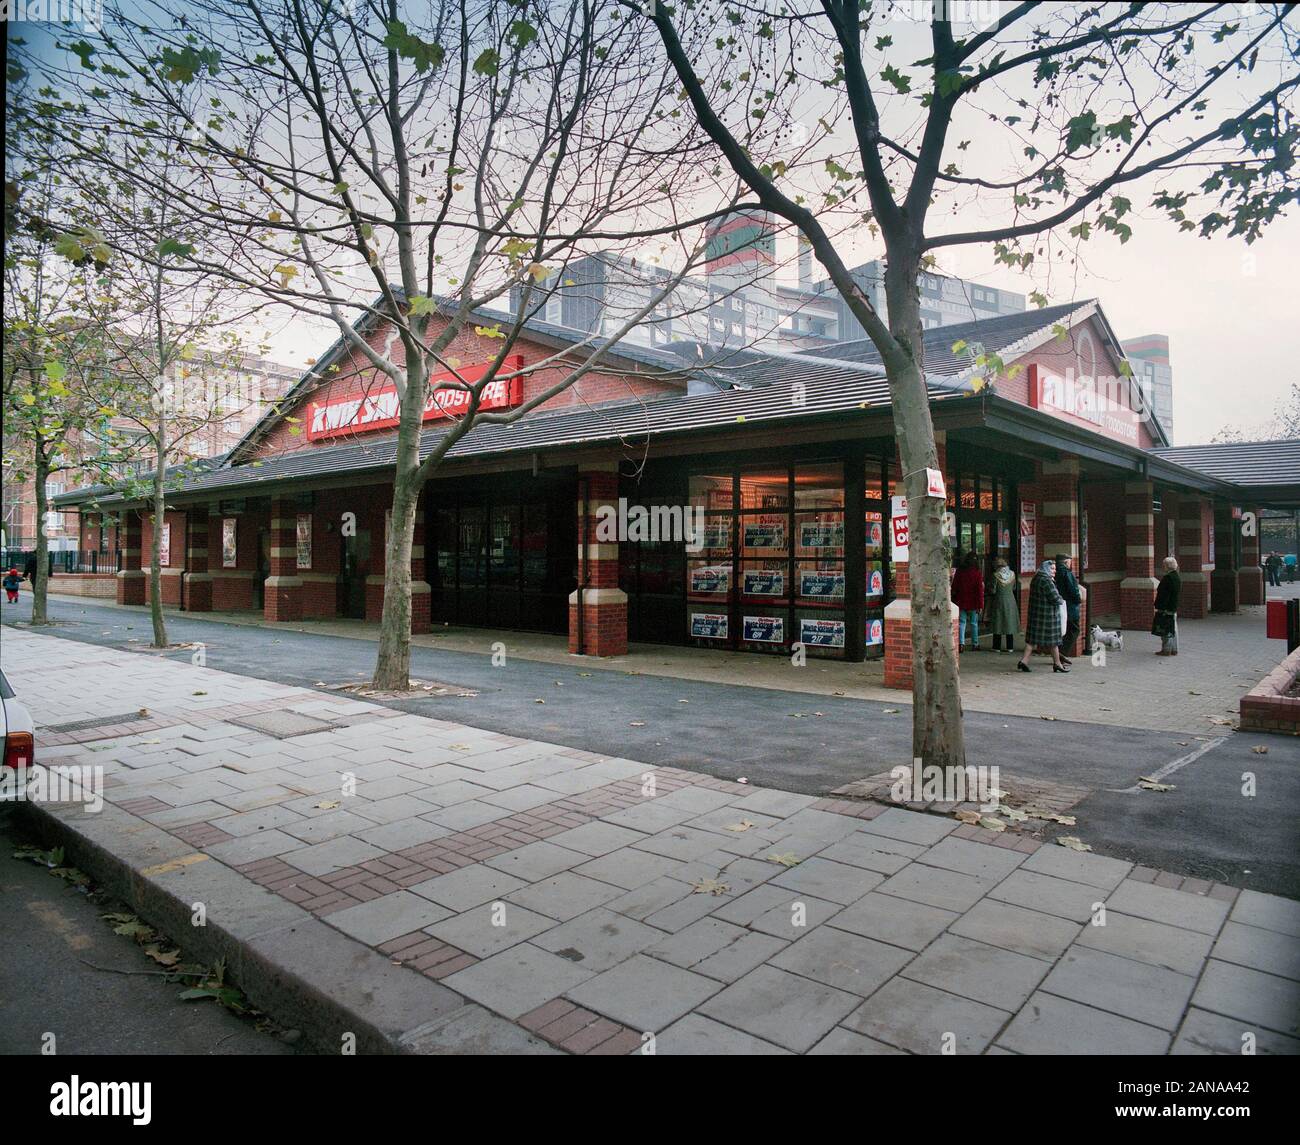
(5, 596, 1299, 897)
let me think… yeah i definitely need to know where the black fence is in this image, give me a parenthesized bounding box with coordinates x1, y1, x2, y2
(0, 549, 121, 575)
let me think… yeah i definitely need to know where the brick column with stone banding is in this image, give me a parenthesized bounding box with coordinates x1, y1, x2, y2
(264, 497, 304, 622)
(116, 510, 146, 605)
(1177, 495, 1213, 619)
(1239, 506, 1264, 605)
(410, 505, 431, 634)
(569, 465, 627, 656)
(183, 506, 213, 612)
(1210, 502, 1239, 614)
(1038, 458, 1085, 657)
(1120, 480, 1158, 630)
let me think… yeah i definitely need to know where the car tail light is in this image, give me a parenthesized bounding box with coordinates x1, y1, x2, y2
(4, 732, 33, 770)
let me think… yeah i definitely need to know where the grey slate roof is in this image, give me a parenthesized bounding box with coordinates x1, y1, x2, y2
(797, 301, 1088, 376)
(54, 358, 925, 506)
(1149, 439, 1300, 488)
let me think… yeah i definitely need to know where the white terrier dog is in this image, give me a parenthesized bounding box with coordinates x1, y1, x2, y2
(1090, 624, 1123, 651)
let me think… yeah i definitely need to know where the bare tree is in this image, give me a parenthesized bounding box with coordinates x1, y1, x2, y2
(636, 0, 1300, 766)
(29, 0, 775, 688)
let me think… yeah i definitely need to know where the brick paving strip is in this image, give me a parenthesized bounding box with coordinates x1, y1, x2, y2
(5, 628, 1298, 1055)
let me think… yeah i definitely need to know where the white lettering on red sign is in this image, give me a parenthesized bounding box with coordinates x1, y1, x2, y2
(306, 357, 524, 442)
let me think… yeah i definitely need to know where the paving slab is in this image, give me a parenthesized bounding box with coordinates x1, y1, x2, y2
(876, 863, 997, 913)
(857, 807, 957, 846)
(769, 925, 912, 997)
(914, 836, 1027, 882)
(442, 944, 593, 1021)
(901, 934, 1049, 1011)
(1104, 878, 1231, 936)
(769, 856, 884, 905)
(949, 898, 1082, 962)
(1171, 1007, 1300, 1056)
(829, 892, 958, 952)
(325, 891, 453, 945)
(424, 903, 557, 959)
(699, 964, 860, 1053)
(808, 1027, 908, 1055)
(843, 977, 1010, 1055)
(989, 869, 1107, 923)
(655, 1014, 791, 1055)
(1189, 959, 1300, 1037)
(531, 907, 663, 972)
(1209, 920, 1300, 981)
(483, 840, 588, 881)
(1230, 889, 1300, 937)
(567, 954, 721, 1032)
(997, 992, 1171, 1055)
(1041, 945, 1197, 1031)
(410, 865, 529, 912)
(1075, 910, 1215, 977)
(503, 872, 625, 922)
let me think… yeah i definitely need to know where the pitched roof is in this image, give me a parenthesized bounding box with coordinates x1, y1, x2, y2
(1149, 439, 1300, 488)
(797, 301, 1087, 376)
(52, 356, 924, 506)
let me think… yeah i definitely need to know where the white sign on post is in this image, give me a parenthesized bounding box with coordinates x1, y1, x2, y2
(891, 495, 909, 562)
(925, 468, 946, 498)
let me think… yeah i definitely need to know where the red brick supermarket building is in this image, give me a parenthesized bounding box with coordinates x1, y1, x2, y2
(56, 299, 1300, 689)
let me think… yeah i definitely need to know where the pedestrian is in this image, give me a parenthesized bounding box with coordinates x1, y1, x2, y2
(1287, 552, 1297, 583)
(951, 550, 985, 652)
(1054, 553, 1081, 665)
(1018, 559, 1069, 673)
(987, 556, 1020, 652)
(3, 567, 21, 604)
(23, 551, 37, 584)
(1265, 552, 1282, 587)
(1152, 555, 1181, 656)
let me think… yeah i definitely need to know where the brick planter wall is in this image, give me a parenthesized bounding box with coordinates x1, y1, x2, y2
(48, 575, 117, 599)
(1240, 645, 1300, 734)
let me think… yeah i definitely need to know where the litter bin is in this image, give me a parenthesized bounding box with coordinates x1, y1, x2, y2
(1267, 598, 1288, 639)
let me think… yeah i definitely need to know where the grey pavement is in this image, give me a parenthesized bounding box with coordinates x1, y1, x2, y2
(2, 627, 1297, 1055)
(7, 594, 1300, 893)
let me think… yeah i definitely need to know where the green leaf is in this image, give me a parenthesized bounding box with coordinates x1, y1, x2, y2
(507, 20, 537, 50)
(382, 20, 446, 73)
(158, 239, 195, 259)
(473, 49, 500, 77)
(1065, 110, 1098, 153)
(880, 64, 911, 95)
(408, 295, 436, 316)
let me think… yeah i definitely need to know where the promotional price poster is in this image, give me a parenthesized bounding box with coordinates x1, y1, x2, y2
(867, 519, 884, 547)
(800, 570, 845, 599)
(866, 566, 885, 597)
(742, 615, 784, 643)
(702, 520, 731, 549)
(866, 617, 884, 646)
(743, 520, 786, 549)
(799, 521, 844, 549)
(689, 566, 730, 594)
(800, 617, 846, 647)
(742, 569, 784, 596)
(690, 612, 728, 639)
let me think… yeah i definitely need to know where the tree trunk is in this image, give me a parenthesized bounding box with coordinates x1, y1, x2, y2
(31, 444, 50, 625)
(372, 462, 420, 690)
(149, 413, 168, 649)
(884, 256, 966, 768)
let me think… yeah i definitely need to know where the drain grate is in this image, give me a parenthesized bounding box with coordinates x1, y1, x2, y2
(228, 710, 337, 739)
(43, 712, 150, 734)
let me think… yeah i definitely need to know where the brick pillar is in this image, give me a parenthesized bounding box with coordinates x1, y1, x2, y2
(1177, 496, 1212, 619)
(1211, 502, 1239, 613)
(116, 510, 146, 605)
(411, 505, 431, 634)
(265, 497, 303, 622)
(569, 465, 627, 656)
(1239, 506, 1264, 605)
(1039, 458, 1085, 657)
(884, 434, 958, 690)
(182, 507, 213, 612)
(1120, 481, 1158, 630)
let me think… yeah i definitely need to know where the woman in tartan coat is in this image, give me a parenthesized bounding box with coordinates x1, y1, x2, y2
(1017, 559, 1069, 673)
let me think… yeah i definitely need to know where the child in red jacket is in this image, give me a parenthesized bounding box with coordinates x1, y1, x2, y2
(951, 551, 985, 652)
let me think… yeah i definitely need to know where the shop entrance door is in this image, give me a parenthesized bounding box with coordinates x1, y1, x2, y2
(339, 529, 372, 619)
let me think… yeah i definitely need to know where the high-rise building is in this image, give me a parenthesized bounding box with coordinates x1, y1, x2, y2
(1122, 334, 1174, 441)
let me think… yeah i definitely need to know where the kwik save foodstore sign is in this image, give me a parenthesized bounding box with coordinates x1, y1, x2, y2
(306, 357, 524, 442)
(1026, 362, 1141, 444)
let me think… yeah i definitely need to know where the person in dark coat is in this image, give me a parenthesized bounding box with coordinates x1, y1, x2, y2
(1265, 552, 1283, 587)
(1017, 559, 1068, 673)
(951, 550, 985, 652)
(987, 557, 1020, 652)
(1054, 554, 1081, 664)
(1152, 555, 1181, 655)
(23, 552, 37, 583)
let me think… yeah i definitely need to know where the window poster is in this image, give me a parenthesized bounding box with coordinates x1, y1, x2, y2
(743, 568, 784, 596)
(800, 570, 845, 599)
(690, 612, 728, 639)
(296, 513, 312, 569)
(800, 617, 845, 648)
(743, 615, 784, 643)
(800, 520, 844, 549)
(689, 565, 730, 594)
(743, 519, 786, 549)
(222, 518, 238, 568)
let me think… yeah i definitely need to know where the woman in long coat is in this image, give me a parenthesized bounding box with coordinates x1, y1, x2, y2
(1152, 555, 1181, 655)
(987, 557, 1020, 652)
(1017, 559, 1068, 673)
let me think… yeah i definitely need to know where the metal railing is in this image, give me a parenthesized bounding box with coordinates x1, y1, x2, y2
(0, 549, 122, 575)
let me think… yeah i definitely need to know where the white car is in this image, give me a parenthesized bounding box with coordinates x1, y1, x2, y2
(1, 668, 35, 784)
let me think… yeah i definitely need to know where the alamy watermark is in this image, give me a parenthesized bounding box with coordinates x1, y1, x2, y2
(3, 0, 104, 30)
(595, 498, 707, 552)
(0, 764, 104, 812)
